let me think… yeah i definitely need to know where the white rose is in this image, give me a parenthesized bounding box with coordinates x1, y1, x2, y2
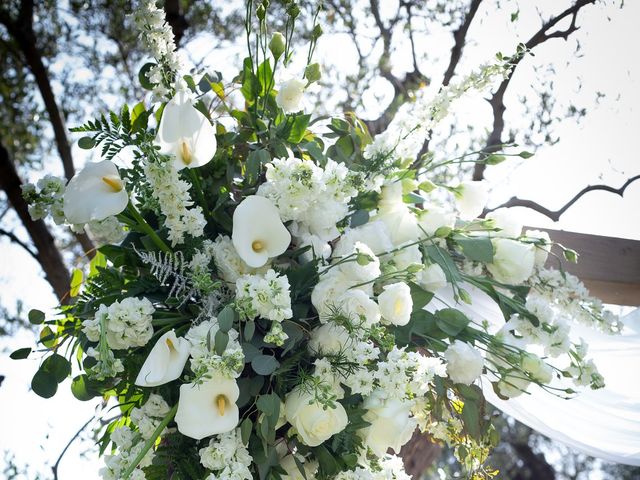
(418, 204, 456, 236)
(276, 78, 306, 112)
(309, 323, 353, 355)
(486, 208, 523, 237)
(487, 238, 535, 284)
(455, 181, 488, 221)
(337, 242, 381, 283)
(284, 389, 348, 447)
(338, 289, 381, 327)
(311, 272, 353, 317)
(444, 340, 484, 385)
(417, 263, 447, 293)
(496, 372, 531, 398)
(521, 353, 554, 384)
(333, 221, 394, 256)
(374, 182, 420, 246)
(378, 282, 413, 326)
(525, 229, 551, 268)
(361, 391, 417, 457)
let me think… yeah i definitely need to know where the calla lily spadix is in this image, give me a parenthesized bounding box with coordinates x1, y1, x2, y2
(175, 374, 240, 440)
(135, 330, 191, 387)
(155, 90, 217, 171)
(232, 195, 291, 268)
(63, 160, 128, 224)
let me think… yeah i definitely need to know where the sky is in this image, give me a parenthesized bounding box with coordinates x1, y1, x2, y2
(0, 0, 638, 478)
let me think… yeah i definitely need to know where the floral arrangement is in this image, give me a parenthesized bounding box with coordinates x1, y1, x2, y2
(15, 1, 621, 479)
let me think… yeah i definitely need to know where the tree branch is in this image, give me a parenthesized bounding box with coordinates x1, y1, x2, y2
(0, 142, 71, 302)
(51, 415, 96, 480)
(473, 0, 596, 181)
(485, 174, 640, 221)
(0, 227, 38, 259)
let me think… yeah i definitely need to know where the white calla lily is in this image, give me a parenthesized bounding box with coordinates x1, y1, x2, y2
(135, 330, 191, 387)
(155, 91, 217, 171)
(175, 375, 240, 440)
(63, 160, 128, 224)
(232, 195, 291, 268)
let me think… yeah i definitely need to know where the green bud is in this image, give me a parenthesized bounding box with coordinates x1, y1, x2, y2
(304, 62, 322, 83)
(459, 288, 472, 304)
(519, 151, 534, 159)
(434, 226, 452, 238)
(269, 32, 286, 59)
(418, 180, 437, 193)
(485, 153, 506, 165)
(406, 264, 424, 274)
(286, 3, 300, 18)
(356, 252, 373, 266)
(312, 24, 323, 39)
(256, 4, 266, 20)
(563, 248, 578, 263)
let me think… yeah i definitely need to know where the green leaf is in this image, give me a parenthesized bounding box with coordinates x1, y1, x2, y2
(71, 374, 98, 401)
(240, 418, 253, 445)
(214, 330, 229, 356)
(257, 393, 281, 421)
(28, 309, 45, 325)
(31, 369, 58, 398)
(435, 308, 470, 336)
(454, 235, 494, 263)
(10, 347, 31, 360)
(313, 445, 340, 477)
(244, 321, 255, 341)
(408, 282, 434, 312)
(287, 114, 311, 144)
(350, 210, 369, 228)
(240, 57, 259, 102)
(89, 251, 107, 278)
(462, 400, 481, 440)
(218, 305, 235, 333)
(246, 149, 270, 184)
(251, 355, 280, 376)
(40, 326, 57, 348)
(138, 62, 157, 90)
(70, 268, 83, 297)
(257, 59, 273, 96)
(78, 137, 95, 149)
(42, 353, 71, 383)
(425, 245, 461, 283)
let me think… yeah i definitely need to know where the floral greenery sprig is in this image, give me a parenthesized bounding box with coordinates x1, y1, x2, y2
(13, 2, 620, 480)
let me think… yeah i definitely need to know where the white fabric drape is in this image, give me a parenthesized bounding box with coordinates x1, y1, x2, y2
(428, 288, 640, 466)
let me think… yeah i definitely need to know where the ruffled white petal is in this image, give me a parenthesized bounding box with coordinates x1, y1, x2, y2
(135, 330, 191, 387)
(63, 160, 128, 224)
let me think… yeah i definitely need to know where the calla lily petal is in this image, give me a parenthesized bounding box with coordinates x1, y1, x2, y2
(135, 330, 191, 387)
(63, 160, 128, 224)
(175, 375, 240, 440)
(156, 91, 217, 171)
(232, 196, 291, 268)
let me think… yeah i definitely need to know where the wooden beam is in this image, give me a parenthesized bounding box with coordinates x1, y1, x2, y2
(529, 227, 640, 306)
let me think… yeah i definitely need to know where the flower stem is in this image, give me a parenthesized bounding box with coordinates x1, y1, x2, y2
(127, 202, 171, 253)
(121, 403, 178, 480)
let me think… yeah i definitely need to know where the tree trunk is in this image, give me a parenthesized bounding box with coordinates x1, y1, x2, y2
(400, 431, 442, 478)
(0, 143, 71, 302)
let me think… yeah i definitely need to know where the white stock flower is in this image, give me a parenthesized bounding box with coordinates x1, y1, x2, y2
(284, 388, 348, 447)
(309, 323, 353, 355)
(525, 229, 552, 268)
(232, 195, 291, 268)
(135, 330, 191, 387)
(374, 182, 420, 246)
(155, 91, 217, 171)
(486, 208, 523, 237)
(455, 181, 488, 221)
(444, 340, 484, 385)
(175, 374, 240, 440)
(378, 282, 413, 326)
(487, 238, 535, 284)
(417, 263, 447, 293)
(63, 160, 128, 224)
(361, 391, 417, 458)
(418, 205, 456, 236)
(276, 78, 306, 112)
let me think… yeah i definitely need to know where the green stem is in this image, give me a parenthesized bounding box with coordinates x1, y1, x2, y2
(187, 169, 210, 220)
(122, 403, 178, 480)
(127, 202, 171, 253)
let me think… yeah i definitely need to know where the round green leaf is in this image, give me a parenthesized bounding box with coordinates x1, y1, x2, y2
(138, 62, 157, 90)
(71, 374, 98, 401)
(251, 355, 279, 376)
(10, 347, 31, 360)
(28, 309, 45, 325)
(40, 326, 57, 348)
(42, 353, 71, 383)
(77, 137, 95, 149)
(31, 369, 58, 398)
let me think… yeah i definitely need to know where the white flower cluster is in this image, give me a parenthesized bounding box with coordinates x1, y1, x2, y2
(21, 175, 66, 224)
(211, 235, 269, 283)
(85, 345, 124, 380)
(186, 319, 245, 379)
(83, 297, 155, 350)
(144, 160, 206, 246)
(131, 0, 182, 100)
(199, 429, 253, 480)
(365, 61, 511, 162)
(257, 156, 359, 241)
(130, 393, 171, 439)
(235, 270, 293, 346)
(444, 340, 485, 386)
(531, 268, 622, 334)
(99, 426, 154, 480)
(334, 455, 411, 480)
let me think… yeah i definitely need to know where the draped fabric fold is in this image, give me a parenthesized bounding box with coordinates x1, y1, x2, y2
(428, 289, 640, 465)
